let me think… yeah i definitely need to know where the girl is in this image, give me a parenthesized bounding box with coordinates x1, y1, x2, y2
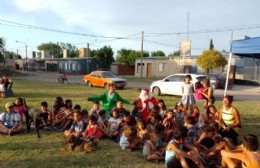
(174, 102, 188, 128)
(204, 105, 219, 125)
(83, 115, 102, 140)
(157, 99, 167, 118)
(14, 97, 27, 121)
(146, 113, 162, 130)
(119, 126, 142, 150)
(137, 120, 148, 140)
(202, 79, 215, 108)
(191, 106, 205, 128)
(143, 130, 164, 161)
(181, 75, 196, 114)
(194, 81, 204, 101)
(56, 99, 74, 131)
(163, 109, 177, 142)
(108, 109, 121, 138)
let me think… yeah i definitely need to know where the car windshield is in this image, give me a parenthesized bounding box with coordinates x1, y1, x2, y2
(101, 72, 116, 78)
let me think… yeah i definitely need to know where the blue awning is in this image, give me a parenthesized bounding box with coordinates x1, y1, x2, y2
(231, 37, 260, 57)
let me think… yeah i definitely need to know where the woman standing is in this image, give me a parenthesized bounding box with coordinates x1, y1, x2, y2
(219, 95, 241, 145)
(88, 83, 130, 118)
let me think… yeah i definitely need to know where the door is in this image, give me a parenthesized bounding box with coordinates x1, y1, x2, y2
(147, 63, 152, 78)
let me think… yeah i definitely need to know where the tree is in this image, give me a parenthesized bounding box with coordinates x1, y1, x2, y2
(92, 46, 114, 69)
(173, 50, 180, 56)
(37, 42, 62, 58)
(197, 50, 227, 74)
(116, 48, 149, 65)
(151, 50, 165, 57)
(209, 39, 214, 50)
(0, 37, 6, 62)
(59, 42, 79, 58)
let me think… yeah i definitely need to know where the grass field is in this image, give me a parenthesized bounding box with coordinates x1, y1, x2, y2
(0, 79, 259, 168)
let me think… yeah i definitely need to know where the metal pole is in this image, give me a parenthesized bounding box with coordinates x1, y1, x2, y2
(187, 12, 190, 40)
(57, 42, 59, 73)
(224, 30, 234, 96)
(140, 31, 144, 78)
(25, 44, 27, 70)
(87, 43, 90, 73)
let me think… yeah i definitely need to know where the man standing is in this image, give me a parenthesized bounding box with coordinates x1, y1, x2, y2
(0, 102, 24, 135)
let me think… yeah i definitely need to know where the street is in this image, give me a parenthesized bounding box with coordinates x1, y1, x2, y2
(12, 70, 260, 101)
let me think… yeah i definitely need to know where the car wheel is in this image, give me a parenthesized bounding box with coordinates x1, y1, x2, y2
(153, 87, 161, 96)
(86, 81, 92, 87)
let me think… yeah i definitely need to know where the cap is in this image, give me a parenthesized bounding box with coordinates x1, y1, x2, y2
(5, 102, 14, 108)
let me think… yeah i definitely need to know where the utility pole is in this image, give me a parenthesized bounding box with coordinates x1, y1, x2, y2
(140, 31, 144, 78)
(87, 43, 90, 74)
(187, 11, 190, 40)
(25, 44, 27, 70)
(57, 42, 59, 73)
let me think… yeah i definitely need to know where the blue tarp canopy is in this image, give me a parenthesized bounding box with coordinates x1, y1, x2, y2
(224, 36, 260, 95)
(231, 37, 260, 57)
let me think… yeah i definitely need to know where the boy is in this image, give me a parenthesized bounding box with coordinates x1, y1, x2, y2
(0, 102, 24, 135)
(64, 110, 86, 138)
(221, 134, 260, 168)
(39, 101, 49, 128)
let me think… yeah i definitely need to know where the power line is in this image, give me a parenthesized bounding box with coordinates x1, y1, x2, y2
(0, 18, 124, 39)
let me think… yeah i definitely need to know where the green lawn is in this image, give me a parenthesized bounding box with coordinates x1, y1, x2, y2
(0, 79, 259, 167)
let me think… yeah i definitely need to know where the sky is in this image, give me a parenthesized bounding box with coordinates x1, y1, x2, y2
(0, 0, 260, 59)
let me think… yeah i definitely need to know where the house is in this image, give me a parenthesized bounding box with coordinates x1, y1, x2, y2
(110, 62, 135, 75)
(134, 56, 202, 78)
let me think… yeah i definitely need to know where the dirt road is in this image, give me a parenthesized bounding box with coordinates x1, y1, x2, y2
(13, 71, 260, 101)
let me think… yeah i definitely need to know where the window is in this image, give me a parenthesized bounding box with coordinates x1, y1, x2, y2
(159, 63, 165, 72)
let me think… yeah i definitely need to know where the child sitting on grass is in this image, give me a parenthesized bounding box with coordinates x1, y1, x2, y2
(221, 134, 260, 168)
(137, 120, 148, 141)
(143, 130, 164, 162)
(119, 126, 142, 151)
(64, 110, 86, 138)
(97, 110, 108, 138)
(39, 101, 49, 128)
(14, 97, 28, 122)
(54, 99, 74, 131)
(83, 115, 102, 140)
(165, 127, 204, 168)
(162, 109, 177, 142)
(108, 109, 121, 139)
(89, 101, 101, 119)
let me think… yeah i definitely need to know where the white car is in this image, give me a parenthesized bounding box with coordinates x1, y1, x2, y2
(150, 74, 207, 96)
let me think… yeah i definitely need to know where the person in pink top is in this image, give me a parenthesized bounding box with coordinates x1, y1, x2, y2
(14, 98, 27, 121)
(194, 81, 204, 101)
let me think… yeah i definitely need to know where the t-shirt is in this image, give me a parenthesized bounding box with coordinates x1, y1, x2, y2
(71, 120, 86, 132)
(14, 106, 27, 120)
(182, 83, 194, 95)
(0, 84, 5, 92)
(108, 117, 121, 131)
(0, 111, 21, 128)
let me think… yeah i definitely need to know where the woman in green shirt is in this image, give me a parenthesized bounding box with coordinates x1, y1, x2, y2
(88, 84, 130, 118)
